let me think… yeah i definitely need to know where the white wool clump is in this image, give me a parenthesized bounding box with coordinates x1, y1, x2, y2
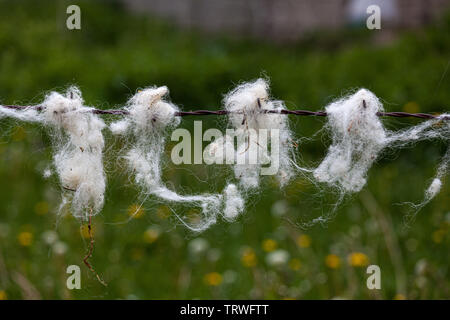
(42, 88, 106, 220)
(128, 86, 180, 130)
(110, 86, 244, 231)
(0, 88, 106, 220)
(111, 86, 180, 136)
(314, 89, 386, 193)
(109, 119, 130, 135)
(426, 178, 442, 199)
(233, 130, 261, 189)
(222, 78, 295, 190)
(203, 135, 235, 165)
(223, 183, 245, 221)
(315, 88, 449, 219)
(43, 168, 53, 178)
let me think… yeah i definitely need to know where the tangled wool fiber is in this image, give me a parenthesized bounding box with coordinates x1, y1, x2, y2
(428, 145, 449, 199)
(223, 183, 245, 221)
(0, 106, 42, 122)
(315, 88, 449, 209)
(389, 118, 450, 211)
(110, 86, 244, 231)
(0, 87, 106, 220)
(217, 78, 295, 190)
(314, 89, 386, 193)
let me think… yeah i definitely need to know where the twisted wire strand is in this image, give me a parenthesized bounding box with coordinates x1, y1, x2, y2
(2, 104, 449, 120)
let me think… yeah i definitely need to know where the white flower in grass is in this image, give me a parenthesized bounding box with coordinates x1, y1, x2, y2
(188, 238, 209, 255)
(52, 241, 68, 255)
(223, 270, 237, 284)
(271, 200, 289, 216)
(265, 249, 290, 267)
(42, 230, 58, 245)
(207, 248, 221, 262)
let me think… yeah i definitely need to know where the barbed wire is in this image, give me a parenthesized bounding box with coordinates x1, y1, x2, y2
(2, 104, 449, 120)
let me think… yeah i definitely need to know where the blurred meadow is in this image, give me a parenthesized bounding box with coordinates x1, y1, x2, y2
(0, 0, 449, 299)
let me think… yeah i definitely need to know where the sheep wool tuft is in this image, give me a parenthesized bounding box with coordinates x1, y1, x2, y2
(315, 88, 449, 216)
(314, 89, 386, 193)
(222, 78, 295, 190)
(110, 86, 244, 231)
(44, 88, 106, 220)
(0, 87, 106, 220)
(223, 183, 245, 221)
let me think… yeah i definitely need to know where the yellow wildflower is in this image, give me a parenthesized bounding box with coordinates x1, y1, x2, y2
(204, 272, 222, 286)
(325, 254, 341, 269)
(296, 234, 311, 248)
(0, 290, 7, 300)
(348, 252, 369, 267)
(394, 294, 406, 300)
(241, 248, 257, 268)
(18, 231, 33, 247)
(262, 239, 277, 252)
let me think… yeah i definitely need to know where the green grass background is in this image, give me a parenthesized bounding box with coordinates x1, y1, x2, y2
(0, 0, 448, 299)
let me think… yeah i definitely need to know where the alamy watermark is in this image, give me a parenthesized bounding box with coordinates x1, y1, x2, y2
(66, 5, 81, 30)
(366, 264, 381, 290)
(170, 121, 281, 176)
(66, 264, 81, 289)
(366, 5, 381, 30)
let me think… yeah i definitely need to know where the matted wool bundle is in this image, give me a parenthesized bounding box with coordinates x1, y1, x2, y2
(314, 89, 386, 193)
(1, 87, 106, 220)
(110, 86, 244, 231)
(314, 88, 449, 211)
(205, 78, 296, 191)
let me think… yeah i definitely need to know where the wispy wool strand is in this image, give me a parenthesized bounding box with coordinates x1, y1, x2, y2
(110, 86, 244, 231)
